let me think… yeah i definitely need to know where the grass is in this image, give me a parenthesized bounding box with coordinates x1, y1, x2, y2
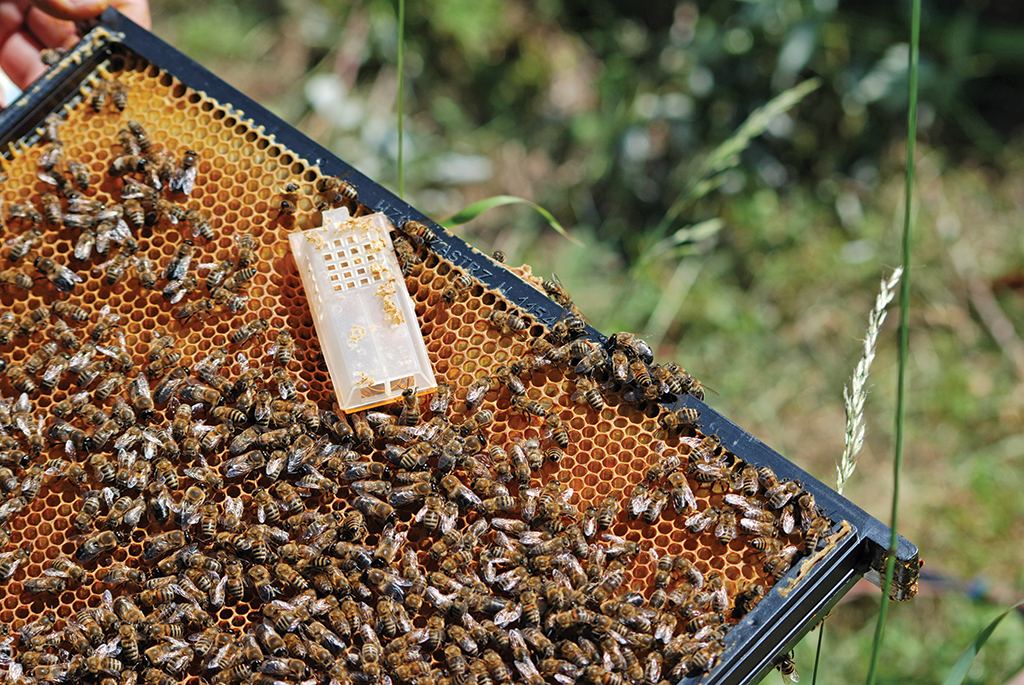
(147, 1, 1024, 682)
(866, 0, 921, 680)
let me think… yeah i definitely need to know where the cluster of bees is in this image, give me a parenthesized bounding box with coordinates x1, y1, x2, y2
(0, 63, 826, 685)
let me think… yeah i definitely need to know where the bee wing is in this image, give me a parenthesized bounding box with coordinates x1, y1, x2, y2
(99, 486, 119, 507)
(132, 373, 152, 401)
(493, 602, 521, 627)
(265, 453, 285, 480)
(628, 491, 651, 517)
(169, 285, 189, 305)
(432, 500, 458, 534)
(124, 498, 146, 527)
(223, 495, 243, 519)
(779, 506, 796, 536)
(684, 510, 710, 531)
(209, 574, 227, 609)
(95, 635, 122, 657)
(12, 393, 30, 417)
(551, 566, 575, 589)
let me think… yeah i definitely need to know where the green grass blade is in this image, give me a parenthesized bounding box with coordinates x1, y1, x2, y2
(396, 0, 405, 199)
(655, 78, 820, 239)
(941, 601, 1024, 685)
(605, 79, 821, 330)
(864, 0, 920, 683)
(811, 622, 824, 685)
(440, 195, 585, 247)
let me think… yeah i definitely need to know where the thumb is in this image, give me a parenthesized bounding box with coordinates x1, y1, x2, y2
(29, 0, 110, 22)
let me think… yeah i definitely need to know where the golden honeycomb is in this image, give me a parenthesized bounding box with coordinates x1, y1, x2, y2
(0, 42, 833, 685)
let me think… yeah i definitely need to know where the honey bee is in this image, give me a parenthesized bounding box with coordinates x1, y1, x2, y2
(0, 311, 16, 343)
(133, 255, 158, 289)
(34, 193, 62, 228)
(733, 580, 766, 618)
(658, 407, 701, 435)
(124, 119, 151, 152)
(47, 301, 89, 328)
(684, 506, 721, 535)
(778, 503, 797, 536)
(161, 272, 197, 303)
(146, 349, 183, 379)
(24, 340, 58, 375)
(8, 203, 42, 226)
(124, 372, 153, 418)
(86, 654, 125, 677)
(608, 331, 654, 364)
(442, 269, 472, 304)
(315, 175, 357, 207)
(234, 232, 257, 268)
(804, 515, 831, 552)
(153, 365, 188, 404)
(571, 377, 605, 413)
(494, 364, 526, 396)
(271, 366, 297, 400)
(34, 255, 82, 293)
(414, 494, 444, 532)
(42, 45, 66, 67)
(96, 562, 146, 587)
(221, 265, 258, 294)
(715, 509, 737, 545)
(667, 471, 697, 514)
(489, 309, 529, 336)
(643, 488, 669, 524)
(169, 150, 199, 195)
(353, 493, 396, 523)
(231, 317, 269, 345)
(775, 651, 799, 682)
(76, 530, 118, 561)
(89, 77, 112, 111)
(0, 547, 27, 580)
(118, 623, 139, 664)
(109, 153, 149, 175)
(574, 346, 608, 377)
(767, 479, 802, 510)
(203, 259, 234, 292)
(625, 481, 651, 519)
(458, 374, 492, 412)
(510, 395, 551, 418)
(6, 363, 36, 393)
(173, 297, 215, 324)
(63, 160, 91, 191)
(142, 530, 187, 560)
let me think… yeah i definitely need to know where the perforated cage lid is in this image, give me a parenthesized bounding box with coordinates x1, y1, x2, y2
(289, 209, 436, 412)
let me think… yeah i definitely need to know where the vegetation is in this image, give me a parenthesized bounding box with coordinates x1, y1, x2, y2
(149, 1, 1024, 681)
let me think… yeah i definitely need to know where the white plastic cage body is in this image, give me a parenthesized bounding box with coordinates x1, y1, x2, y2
(289, 208, 436, 412)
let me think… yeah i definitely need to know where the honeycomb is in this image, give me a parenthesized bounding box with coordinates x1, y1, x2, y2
(0, 43, 834, 685)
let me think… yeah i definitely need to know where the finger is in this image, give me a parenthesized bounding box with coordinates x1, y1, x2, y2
(110, 0, 148, 29)
(28, 0, 108, 22)
(25, 7, 76, 49)
(0, 1, 30, 41)
(0, 29, 45, 90)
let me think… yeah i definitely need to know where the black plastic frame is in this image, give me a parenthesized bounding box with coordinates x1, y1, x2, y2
(0, 10, 919, 685)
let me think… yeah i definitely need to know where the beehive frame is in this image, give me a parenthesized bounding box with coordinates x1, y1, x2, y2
(0, 9, 920, 685)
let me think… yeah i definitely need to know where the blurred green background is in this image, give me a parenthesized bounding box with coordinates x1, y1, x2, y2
(149, 0, 1024, 681)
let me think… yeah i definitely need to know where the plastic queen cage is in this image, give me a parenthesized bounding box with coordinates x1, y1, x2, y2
(0, 9, 918, 685)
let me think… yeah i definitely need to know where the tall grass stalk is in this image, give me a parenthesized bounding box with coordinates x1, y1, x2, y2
(810, 265, 902, 685)
(837, 267, 903, 496)
(396, 0, 405, 199)
(864, 0, 920, 681)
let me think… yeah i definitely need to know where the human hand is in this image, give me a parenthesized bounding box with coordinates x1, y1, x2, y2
(0, 0, 150, 103)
